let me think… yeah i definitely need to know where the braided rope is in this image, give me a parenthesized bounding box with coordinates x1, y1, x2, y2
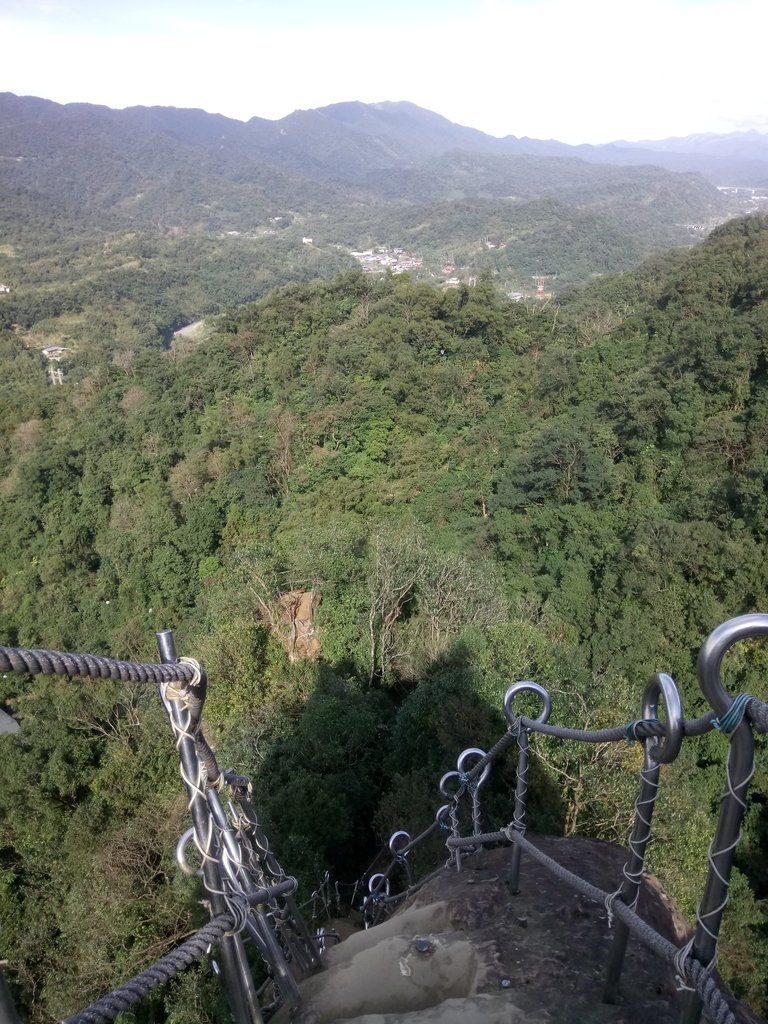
(401, 819, 440, 854)
(462, 728, 518, 781)
(0, 645, 196, 685)
(746, 696, 768, 733)
(63, 911, 236, 1024)
(1, 644, 764, 742)
(65, 874, 297, 1024)
(376, 863, 448, 907)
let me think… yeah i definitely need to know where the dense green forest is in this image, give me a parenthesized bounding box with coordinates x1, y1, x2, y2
(1, 215, 768, 1021)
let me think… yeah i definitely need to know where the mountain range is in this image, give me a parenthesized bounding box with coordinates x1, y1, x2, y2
(0, 92, 764, 335)
(0, 93, 742, 243)
(284, 100, 768, 185)
(3, 93, 767, 195)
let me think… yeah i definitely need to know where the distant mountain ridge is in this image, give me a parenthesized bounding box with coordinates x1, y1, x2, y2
(0, 91, 748, 308)
(285, 99, 768, 185)
(3, 92, 767, 188)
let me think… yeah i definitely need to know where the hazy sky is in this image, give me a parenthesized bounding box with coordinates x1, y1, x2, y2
(2, 0, 766, 144)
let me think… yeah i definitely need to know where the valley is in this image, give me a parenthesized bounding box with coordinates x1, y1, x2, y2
(1, 93, 768, 1024)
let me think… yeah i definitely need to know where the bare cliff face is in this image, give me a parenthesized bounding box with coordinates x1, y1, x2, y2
(276, 838, 762, 1024)
(276, 589, 321, 661)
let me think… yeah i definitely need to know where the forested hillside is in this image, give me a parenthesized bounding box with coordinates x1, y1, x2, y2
(1, 216, 768, 1021)
(0, 91, 736, 342)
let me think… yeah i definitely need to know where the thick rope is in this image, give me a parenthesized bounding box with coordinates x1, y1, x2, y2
(746, 696, 768, 733)
(462, 728, 519, 781)
(2, 643, 765, 739)
(0, 645, 196, 686)
(401, 819, 440, 854)
(377, 863, 448, 907)
(63, 911, 236, 1024)
(63, 877, 293, 1024)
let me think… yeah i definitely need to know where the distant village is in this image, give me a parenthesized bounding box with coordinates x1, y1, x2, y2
(349, 247, 423, 274)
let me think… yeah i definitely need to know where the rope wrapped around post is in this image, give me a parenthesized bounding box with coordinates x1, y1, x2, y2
(504, 681, 552, 892)
(679, 613, 768, 1024)
(603, 672, 684, 1003)
(157, 630, 263, 1024)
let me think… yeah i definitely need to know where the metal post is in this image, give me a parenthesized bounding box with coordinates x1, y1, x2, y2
(679, 615, 768, 1024)
(602, 760, 660, 1002)
(508, 730, 528, 892)
(604, 673, 683, 1003)
(227, 775, 322, 973)
(389, 831, 415, 888)
(156, 629, 263, 1024)
(207, 789, 301, 1006)
(439, 771, 464, 872)
(503, 682, 552, 893)
(457, 748, 491, 843)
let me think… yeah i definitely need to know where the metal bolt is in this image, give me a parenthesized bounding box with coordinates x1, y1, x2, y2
(413, 937, 432, 954)
(501, 978, 512, 989)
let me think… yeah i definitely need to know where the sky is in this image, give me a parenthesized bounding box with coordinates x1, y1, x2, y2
(2, 0, 767, 144)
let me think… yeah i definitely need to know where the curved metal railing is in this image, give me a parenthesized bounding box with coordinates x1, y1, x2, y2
(362, 614, 768, 1024)
(0, 630, 322, 1024)
(2, 616, 767, 1024)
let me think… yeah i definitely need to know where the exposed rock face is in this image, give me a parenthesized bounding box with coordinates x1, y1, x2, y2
(278, 838, 762, 1024)
(277, 589, 321, 661)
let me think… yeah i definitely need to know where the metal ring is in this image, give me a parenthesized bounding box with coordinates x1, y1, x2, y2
(368, 873, 390, 897)
(642, 672, 683, 764)
(457, 747, 491, 787)
(435, 804, 451, 827)
(504, 681, 552, 727)
(175, 827, 204, 878)
(439, 770, 463, 799)
(698, 613, 768, 718)
(388, 830, 411, 858)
